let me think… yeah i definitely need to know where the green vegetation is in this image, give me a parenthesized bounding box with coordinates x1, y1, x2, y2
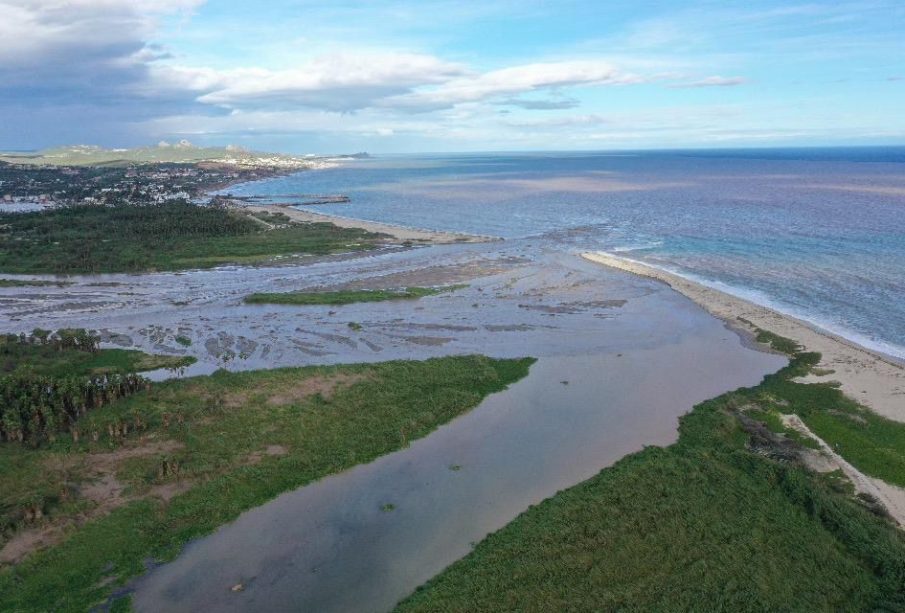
(398, 334, 905, 612)
(0, 355, 533, 612)
(754, 328, 801, 354)
(0, 279, 70, 288)
(747, 330, 905, 488)
(245, 285, 466, 306)
(744, 405, 821, 449)
(0, 203, 383, 274)
(174, 335, 192, 347)
(1, 330, 193, 379)
(1, 331, 194, 445)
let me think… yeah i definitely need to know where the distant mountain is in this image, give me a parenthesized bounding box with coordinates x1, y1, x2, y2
(0, 143, 320, 167)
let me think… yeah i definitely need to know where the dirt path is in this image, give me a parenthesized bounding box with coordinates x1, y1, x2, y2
(781, 414, 905, 527)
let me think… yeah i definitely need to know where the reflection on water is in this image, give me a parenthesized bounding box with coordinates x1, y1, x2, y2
(132, 296, 784, 612)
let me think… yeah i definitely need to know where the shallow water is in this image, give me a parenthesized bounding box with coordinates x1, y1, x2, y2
(0, 243, 721, 374)
(221, 148, 905, 360)
(131, 304, 784, 612)
(0, 179, 795, 611)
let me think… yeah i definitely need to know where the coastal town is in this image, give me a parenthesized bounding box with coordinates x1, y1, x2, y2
(0, 144, 354, 210)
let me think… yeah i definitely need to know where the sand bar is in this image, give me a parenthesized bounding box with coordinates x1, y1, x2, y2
(242, 203, 498, 244)
(582, 252, 905, 423)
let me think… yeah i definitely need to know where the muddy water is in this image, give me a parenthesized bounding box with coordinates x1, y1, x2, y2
(130, 293, 783, 612)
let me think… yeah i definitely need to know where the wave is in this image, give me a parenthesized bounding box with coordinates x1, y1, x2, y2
(610, 253, 905, 363)
(610, 241, 663, 253)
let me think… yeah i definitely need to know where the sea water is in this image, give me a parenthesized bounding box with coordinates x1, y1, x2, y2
(222, 148, 905, 360)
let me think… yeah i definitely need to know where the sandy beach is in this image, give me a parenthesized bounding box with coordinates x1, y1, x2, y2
(582, 252, 905, 423)
(242, 203, 498, 245)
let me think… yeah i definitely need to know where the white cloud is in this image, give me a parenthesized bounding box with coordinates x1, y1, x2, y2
(383, 60, 645, 111)
(0, 0, 201, 64)
(499, 96, 581, 110)
(505, 114, 609, 129)
(183, 53, 467, 111)
(668, 75, 747, 88)
(149, 57, 645, 116)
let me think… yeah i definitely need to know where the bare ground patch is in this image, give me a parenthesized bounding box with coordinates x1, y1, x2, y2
(246, 444, 289, 466)
(266, 372, 371, 406)
(0, 439, 186, 566)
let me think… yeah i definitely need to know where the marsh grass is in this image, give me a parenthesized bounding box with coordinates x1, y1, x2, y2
(245, 285, 466, 306)
(0, 355, 532, 612)
(0, 338, 193, 378)
(751, 332, 905, 487)
(754, 329, 801, 354)
(397, 333, 905, 612)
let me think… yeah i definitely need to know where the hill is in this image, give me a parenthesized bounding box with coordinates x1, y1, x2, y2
(0, 142, 333, 168)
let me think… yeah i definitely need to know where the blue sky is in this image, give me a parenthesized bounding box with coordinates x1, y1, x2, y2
(1, 0, 903, 152)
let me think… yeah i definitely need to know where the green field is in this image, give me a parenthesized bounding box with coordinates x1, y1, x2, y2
(0, 203, 383, 274)
(0, 355, 533, 612)
(397, 335, 905, 612)
(245, 285, 466, 306)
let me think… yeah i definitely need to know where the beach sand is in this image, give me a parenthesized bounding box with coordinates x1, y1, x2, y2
(582, 252, 905, 423)
(243, 203, 497, 245)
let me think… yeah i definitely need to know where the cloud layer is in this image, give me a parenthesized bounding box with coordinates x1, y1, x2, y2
(2, 0, 902, 151)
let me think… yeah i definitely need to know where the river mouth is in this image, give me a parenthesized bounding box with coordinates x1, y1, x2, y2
(0, 238, 722, 372)
(2, 237, 785, 611)
(126, 259, 784, 612)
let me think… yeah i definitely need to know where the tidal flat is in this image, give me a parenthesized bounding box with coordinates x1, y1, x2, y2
(2, 217, 903, 612)
(1, 230, 787, 609)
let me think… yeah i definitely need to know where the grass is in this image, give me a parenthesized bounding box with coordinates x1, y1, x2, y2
(748, 332, 905, 488)
(0, 355, 533, 612)
(0, 339, 194, 378)
(754, 328, 801, 355)
(245, 285, 466, 306)
(397, 333, 905, 612)
(0, 203, 384, 274)
(745, 406, 821, 449)
(0, 279, 71, 288)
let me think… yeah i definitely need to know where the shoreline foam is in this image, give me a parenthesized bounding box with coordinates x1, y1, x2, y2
(639, 260, 905, 364)
(582, 251, 905, 423)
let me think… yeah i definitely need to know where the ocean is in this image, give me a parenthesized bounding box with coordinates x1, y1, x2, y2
(222, 147, 905, 361)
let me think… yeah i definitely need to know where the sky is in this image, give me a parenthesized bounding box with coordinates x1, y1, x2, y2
(1, 0, 904, 153)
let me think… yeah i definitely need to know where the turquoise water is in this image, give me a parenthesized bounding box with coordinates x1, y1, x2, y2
(223, 148, 905, 360)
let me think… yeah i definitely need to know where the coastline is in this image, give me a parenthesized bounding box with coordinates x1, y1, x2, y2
(582, 251, 905, 423)
(241, 202, 499, 245)
(208, 161, 499, 245)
